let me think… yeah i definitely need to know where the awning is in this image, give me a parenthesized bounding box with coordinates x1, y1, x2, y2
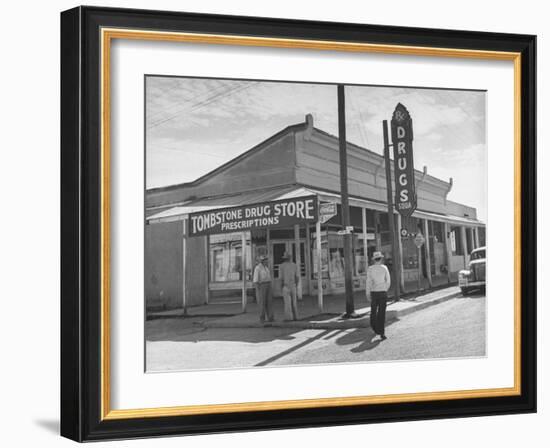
(301, 188, 484, 227)
(146, 185, 484, 228)
(412, 209, 484, 227)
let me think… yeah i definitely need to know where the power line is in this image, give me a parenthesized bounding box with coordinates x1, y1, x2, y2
(149, 143, 227, 159)
(147, 80, 230, 120)
(148, 82, 258, 130)
(148, 82, 236, 128)
(348, 92, 370, 149)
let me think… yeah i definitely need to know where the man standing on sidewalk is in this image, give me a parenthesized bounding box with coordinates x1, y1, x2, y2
(366, 251, 391, 342)
(253, 255, 273, 324)
(279, 251, 299, 321)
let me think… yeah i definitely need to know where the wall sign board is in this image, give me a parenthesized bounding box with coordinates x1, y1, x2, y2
(391, 103, 417, 218)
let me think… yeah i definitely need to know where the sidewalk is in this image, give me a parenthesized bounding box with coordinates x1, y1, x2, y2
(148, 285, 461, 329)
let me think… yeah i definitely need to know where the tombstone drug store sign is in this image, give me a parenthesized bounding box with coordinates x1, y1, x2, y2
(188, 195, 319, 237)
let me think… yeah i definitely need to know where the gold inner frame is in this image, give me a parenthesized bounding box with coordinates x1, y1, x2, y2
(100, 27, 522, 421)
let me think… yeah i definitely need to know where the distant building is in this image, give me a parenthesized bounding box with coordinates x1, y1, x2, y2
(146, 114, 485, 310)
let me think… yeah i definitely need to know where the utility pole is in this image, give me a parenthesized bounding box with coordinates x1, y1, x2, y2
(383, 120, 401, 301)
(337, 85, 355, 317)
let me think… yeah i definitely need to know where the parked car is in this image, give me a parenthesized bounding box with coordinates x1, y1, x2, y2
(458, 246, 486, 295)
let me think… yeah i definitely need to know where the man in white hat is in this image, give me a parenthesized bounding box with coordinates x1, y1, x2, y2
(279, 251, 299, 321)
(366, 251, 391, 341)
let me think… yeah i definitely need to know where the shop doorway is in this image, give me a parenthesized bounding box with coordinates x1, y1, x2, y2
(270, 240, 306, 297)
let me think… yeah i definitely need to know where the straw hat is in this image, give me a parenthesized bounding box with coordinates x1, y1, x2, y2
(371, 251, 384, 261)
(282, 251, 292, 261)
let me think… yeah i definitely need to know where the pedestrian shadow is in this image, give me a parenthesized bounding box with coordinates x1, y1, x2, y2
(254, 329, 332, 366)
(350, 338, 382, 352)
(334, 317, 399, 353)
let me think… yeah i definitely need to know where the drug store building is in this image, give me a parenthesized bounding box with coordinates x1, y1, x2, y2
(146, 114, 485, 311)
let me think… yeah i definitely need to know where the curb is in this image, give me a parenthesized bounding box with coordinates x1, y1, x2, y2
(201, 290, 461, 330)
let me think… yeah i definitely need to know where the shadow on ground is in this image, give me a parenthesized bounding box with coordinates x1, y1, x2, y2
(333, 316, 400, 353)
(458, 291, 485, 299)
(146, 318, 301, 343)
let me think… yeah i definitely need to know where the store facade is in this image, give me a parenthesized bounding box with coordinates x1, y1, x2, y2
(145, 114, 485, 311)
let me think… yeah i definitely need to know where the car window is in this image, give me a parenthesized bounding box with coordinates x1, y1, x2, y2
(471, 250, 485, 260)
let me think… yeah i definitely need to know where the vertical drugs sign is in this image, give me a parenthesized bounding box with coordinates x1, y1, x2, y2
(391, 103, 417, 218)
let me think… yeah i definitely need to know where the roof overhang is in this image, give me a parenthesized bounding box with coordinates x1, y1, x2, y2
(146, 186, 484, 228)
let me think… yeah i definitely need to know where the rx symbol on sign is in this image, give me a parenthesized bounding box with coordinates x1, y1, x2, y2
(394, 110, 405, 122)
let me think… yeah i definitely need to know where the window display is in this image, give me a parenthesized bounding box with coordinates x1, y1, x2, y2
(209, 233, 251, 282)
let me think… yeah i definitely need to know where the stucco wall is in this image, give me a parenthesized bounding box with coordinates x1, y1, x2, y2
(446, 200, 478, 219)
(145, 221, 183, 310)
(185, 235, 209, 307)
(295, 127, 454, 215)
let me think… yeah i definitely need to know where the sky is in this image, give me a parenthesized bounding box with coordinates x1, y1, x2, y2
(146, 77, 487, 221)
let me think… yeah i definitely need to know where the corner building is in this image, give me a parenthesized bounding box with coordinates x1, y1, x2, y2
(146, 114, 485, 311)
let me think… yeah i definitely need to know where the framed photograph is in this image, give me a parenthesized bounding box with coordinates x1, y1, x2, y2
(60, 6, 536, 442)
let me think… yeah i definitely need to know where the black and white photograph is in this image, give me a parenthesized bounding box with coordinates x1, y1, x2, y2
(144, 76, 487, 372)
(1, 0, 543, 443)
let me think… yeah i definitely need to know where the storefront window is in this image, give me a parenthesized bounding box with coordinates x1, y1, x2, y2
(209, 233, 251, 282)
(428, 221, 447, 275)
(429, 220, 445, 242)
(450, 226, 464, 255)
(466, 228, 474, 254)
(378, 213, 392, 245)
(311, 231, 329, 279)
(327, 231, 345, 279)
(357, 237, 382, 274)
(311, 210, 379, 280)
(329, 247, 345, 279)
(354, 244, 366, 276)
(328, 229, 362, 279)
(401, 216, 421, 270)
(478, 227, 486, 246)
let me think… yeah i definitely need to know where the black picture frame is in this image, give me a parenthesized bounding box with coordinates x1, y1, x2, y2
(61, 5, 536, 442)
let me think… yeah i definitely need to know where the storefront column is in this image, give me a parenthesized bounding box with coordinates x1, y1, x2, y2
(443, 222, 452, 283)
(294, 224, 302, 300)
(374, 211, 382, 249)
(268, 227, 275, 300)
(241, 232, 247, 312)
(460, 226, 468, 268)
(396, 213, 405, 291)
(362, 207, 368, 276)
(474, 227, 480, 248)
(305, 225, 313, 296)
(469, 227, 475, 252)
(205, 235, 210, 304)
(182, 219, 187, 314)
(266, 228, 271, 286)
(423, 219, 433, 287)
(316, 220, 323, 313)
